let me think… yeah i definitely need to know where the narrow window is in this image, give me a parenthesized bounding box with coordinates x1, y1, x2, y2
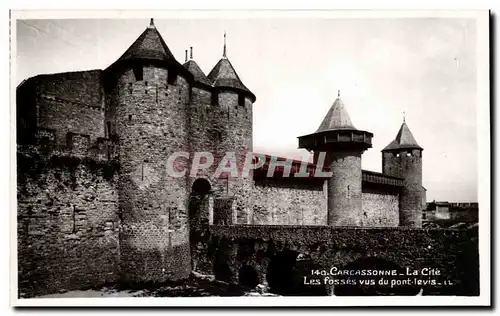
(133, 66, 143, 81)
(168, 208, 174, 224)
(211, 92, 218, 106)
(238, 94, 245, 107)
(128, 115, 132, 121)
(155, 88, 158, 103)
(106, 122, 111, 137)
(167, 70, 178, 85)
(72, 206, 76, 234)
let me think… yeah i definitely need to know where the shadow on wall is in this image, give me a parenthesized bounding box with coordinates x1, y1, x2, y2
(213, 238, 233, 283)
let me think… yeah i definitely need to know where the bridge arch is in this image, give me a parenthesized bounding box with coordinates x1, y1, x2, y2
(238, 265, 259, 288)
(266, 250, 327, 296)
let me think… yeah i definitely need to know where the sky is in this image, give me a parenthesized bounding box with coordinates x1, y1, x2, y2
(15, 16, 479, 202)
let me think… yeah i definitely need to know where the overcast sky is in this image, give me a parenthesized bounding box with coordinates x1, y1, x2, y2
(16, 17, 478, 202)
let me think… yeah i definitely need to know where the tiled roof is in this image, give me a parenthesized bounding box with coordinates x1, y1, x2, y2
(183, 60, 211, 86)
(316, 97, 356, 133)
(383, 122, 422, 151)
(116, 19, 182, 68)
(207, 57, 255, 100)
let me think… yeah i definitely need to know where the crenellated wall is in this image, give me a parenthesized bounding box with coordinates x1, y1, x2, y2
(16, 40, 435, 298)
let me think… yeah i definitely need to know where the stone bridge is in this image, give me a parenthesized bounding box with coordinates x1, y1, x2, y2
(191, 224, 479, 296)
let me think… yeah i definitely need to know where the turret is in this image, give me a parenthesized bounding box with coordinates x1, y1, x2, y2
(183, 46, 215, 179)
(104, 19, 193, 282)
(206, 33, 255, 223)
(382, 120, 423, 227)
(298, 92, 373, 226)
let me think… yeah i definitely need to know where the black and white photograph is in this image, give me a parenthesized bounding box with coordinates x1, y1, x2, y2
(9, 9, 490, 307)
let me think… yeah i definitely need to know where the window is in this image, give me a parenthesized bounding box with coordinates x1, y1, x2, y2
(167, 70, 178, 85)
(406, 152, 412, 157)
(238, 94, 245, 107)
(133, 66, 143, 81)
(211, 92, 218, 106)
(106, 122, 111, 137)
(128, 115, 132, 121)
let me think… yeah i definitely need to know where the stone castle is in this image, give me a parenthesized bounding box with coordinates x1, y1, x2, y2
(16, 19, 448, 297)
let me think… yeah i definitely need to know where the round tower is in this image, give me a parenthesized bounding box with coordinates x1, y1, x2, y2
(183, 46, 218, 180)
(104, 19, 194, 282)
(205, 33, 256, 224)
(298, 92, 373, 226)
(382, 120, 423, 227)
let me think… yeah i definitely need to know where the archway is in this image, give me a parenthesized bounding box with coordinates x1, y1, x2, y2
(238, 265, 259, 288)
(333, 257, 422, 296)
(189, 178, 212, 274)
(266, 250, 327, 296)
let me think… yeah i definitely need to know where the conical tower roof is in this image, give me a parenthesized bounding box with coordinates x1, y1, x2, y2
(316, 94, 356, 132)
(383, 122, 423, 151)
(297, 92, 373, 152)
(208, 58, 253, 93)
(183, 60, 211, 86)
(105, 18, 193, 83)
(207, 33, 255, 102)
(117, 19, 180, 65)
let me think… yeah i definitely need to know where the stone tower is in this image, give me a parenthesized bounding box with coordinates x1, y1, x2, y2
(382, 121, 423, 227)
(183, 46, 216, 182)
(206, 34, 256, 224)
(298, 93, 373, 226)
(104, 19, 194, 282)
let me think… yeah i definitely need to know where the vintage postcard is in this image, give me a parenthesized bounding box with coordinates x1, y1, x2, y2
(10, 9, 490, 307)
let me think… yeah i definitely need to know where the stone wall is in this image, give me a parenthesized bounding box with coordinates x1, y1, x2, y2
(208, 225, 479, 296)
(227, 179, 400, 227)
(110, 64, 192, 283)
(32, 70, 106, 144)
(383, 149, 423, 227)
(185, 88, 254, 224)
(17, 154, 120, 298)
(326, 151, 363, 226)
(249, 179, 327, 225)
(361, 186, 399, 227)
(212, 91, 254, 224)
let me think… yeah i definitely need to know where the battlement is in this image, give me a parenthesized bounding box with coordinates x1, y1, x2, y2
(362, 170, 404, 187)
(18, 128, 117, 163)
